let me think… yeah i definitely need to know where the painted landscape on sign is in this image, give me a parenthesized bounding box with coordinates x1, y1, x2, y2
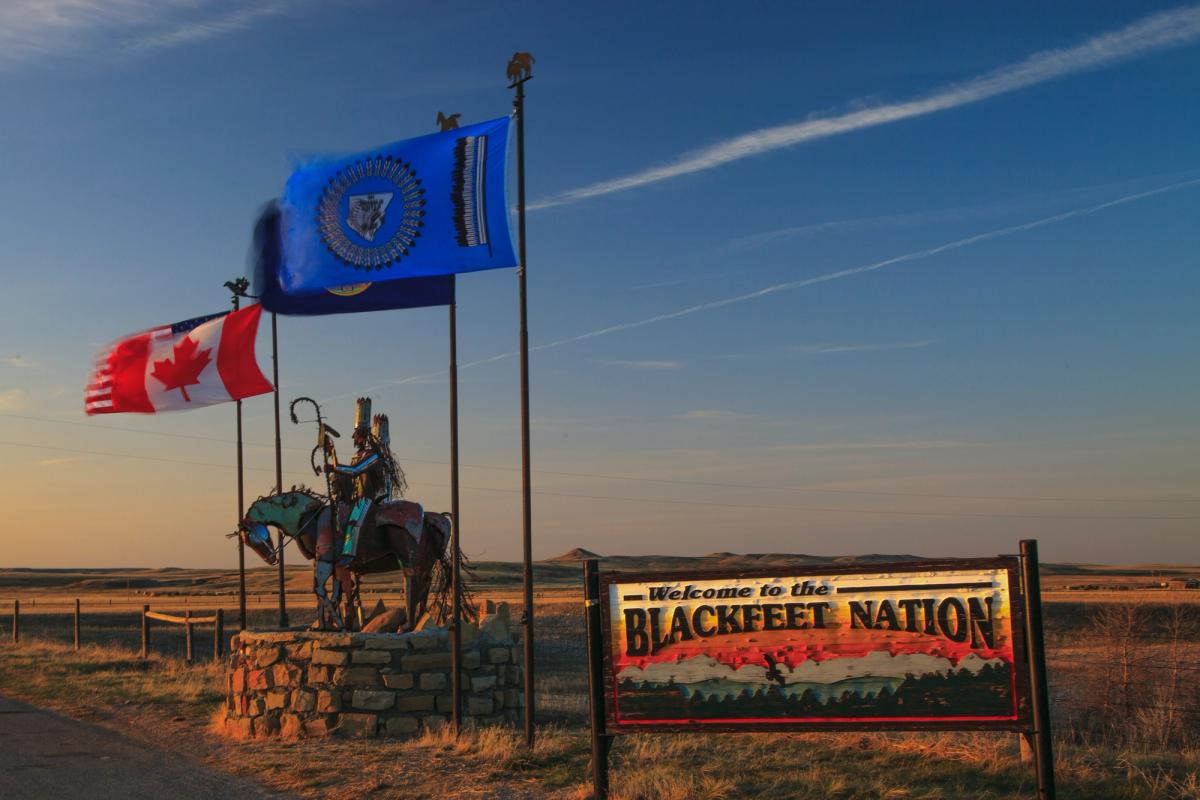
(605, 564, 1021, 726)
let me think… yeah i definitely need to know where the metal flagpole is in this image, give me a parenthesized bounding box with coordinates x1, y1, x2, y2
(508, 51, 536, 749)
(448, 277, 463, 733)
(435, 111, 465, 733)
(226, 278, 250, 631)
(272, 312, 288, 628)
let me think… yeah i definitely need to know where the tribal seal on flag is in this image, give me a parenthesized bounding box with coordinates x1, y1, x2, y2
(84, 304, 273, 415)
(316, 156, 426, 271)
(346, 193, 392, 241)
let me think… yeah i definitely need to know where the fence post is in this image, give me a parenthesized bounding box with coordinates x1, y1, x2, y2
(11, 599, 18, 644)
(1020, 539, 1056, 800)
(141, 604, 149, 659)
(214, 608, 224, 661)
(185, 610, 194, 664)
(73, 598, 81, 652)
(584, 560, 610, 799)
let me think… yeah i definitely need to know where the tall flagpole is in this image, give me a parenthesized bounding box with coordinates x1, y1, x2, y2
(448, 277, 463, 733)
(508, 52, 536, 749)
(272, 312, 288, 628)
(227, 278, 250, 631)
(435, 111, 465, 733)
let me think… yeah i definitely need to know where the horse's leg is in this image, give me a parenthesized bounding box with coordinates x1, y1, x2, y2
(335, 567, 357, 631)
(411, 574, 428, 623)
(350, 572, 365, 630)
(313, 560, 342, 631)
(350, 577, 363, 631)
(403, 572, 417, 629)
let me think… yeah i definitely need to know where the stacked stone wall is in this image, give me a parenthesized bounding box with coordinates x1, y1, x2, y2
(222, 612, 523, 739)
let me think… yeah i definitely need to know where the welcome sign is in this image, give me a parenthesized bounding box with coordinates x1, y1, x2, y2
(599, 558, 1030, 732)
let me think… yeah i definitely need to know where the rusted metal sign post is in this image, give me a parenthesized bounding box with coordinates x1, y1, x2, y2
(1020, 539, 1056, 800)
(584, 542, 1056, 799)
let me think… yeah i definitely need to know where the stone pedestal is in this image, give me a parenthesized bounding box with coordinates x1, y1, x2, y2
(221, 612, 523, 739)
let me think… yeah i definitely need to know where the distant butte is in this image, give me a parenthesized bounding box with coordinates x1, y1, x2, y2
(544, 547, 603, 562)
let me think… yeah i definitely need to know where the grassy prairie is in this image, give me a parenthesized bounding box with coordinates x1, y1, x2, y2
(2, 594, 1200, 798)
(2, 557, 1198, 797)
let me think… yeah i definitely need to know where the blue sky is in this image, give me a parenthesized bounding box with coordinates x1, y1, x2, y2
(0, 1, 1197, 567)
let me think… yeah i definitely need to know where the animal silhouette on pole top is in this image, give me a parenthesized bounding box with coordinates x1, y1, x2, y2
(507, 51, 534, 84)
(436, 111, 461, 132)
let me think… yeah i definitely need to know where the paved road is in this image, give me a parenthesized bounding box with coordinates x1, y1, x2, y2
(0, 695, 293, 800)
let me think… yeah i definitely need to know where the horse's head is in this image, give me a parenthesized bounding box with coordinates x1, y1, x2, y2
(235, 520, 278, 566)
(233, 489, 325, 565)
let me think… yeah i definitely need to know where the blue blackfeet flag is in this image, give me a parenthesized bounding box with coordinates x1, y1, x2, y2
(252, 200, 454, 316)
(277, 115, 516, 293)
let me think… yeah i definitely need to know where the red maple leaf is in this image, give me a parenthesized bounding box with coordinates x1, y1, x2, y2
(151, 336, 212, 402)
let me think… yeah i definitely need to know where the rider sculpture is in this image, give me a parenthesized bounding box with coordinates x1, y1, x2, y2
(324, 398, 407, 565)
(236, 395, 451, 631)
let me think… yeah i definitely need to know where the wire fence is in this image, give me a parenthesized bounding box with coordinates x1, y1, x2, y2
(5, 591, 1200, 752)
(3, 597, 316, 663)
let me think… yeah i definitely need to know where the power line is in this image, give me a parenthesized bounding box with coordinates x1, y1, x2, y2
(12, 439, 1198, 523)
(3, 412, 1197, 506)
(441, 464, 1200, 506)
(0, 413, 296, 451)
(455, 483, 1200, 521)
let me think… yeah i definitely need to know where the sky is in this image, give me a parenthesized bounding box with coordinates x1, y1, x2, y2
(0, 1, 1197, 568)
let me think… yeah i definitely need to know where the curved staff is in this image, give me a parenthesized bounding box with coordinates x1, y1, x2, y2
(289, 396, 345, 628)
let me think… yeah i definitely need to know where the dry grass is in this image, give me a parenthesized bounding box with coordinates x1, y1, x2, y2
(0, 639, 223, 717)
(3, 600, 1200, 798)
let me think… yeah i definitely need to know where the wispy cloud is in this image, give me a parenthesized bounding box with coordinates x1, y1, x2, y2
(517, 178, 1200, 352)
(37, 456, 87, 466)
(343, 174, 1199, 401)
(628, 272, 740, 291)
(676, 410, 747, 421)
(0, 389, 30, 412)
(595, 359, 682, 370)
(531, 6, 1200, 210)
(121, 2, 287, 51)
(0, 1, 287, 69)
(1, 356, 36, 368)
(770, 440, 971, 452)
(789, 340, 938, 355)
(724, 167, 1200, 252)
(725, 210, 961, 251)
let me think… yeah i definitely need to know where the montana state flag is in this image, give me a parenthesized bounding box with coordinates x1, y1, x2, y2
(85, 305, 273, 415)
(277, 116, 515, 294)
(252, 200, 454, 316)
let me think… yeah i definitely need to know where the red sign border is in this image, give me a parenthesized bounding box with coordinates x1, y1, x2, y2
(598, 556, 1032, 734)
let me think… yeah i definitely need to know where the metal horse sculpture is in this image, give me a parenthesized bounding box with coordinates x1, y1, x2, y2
(237, 488, 452, 630)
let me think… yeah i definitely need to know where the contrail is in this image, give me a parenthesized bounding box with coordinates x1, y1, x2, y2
(530, 6, 1200, 210)
(337, 176, 1198, 401)
(524, 177, 1200, 349)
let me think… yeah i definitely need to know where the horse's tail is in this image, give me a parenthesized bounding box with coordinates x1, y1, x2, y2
(429, 514, 479, 625)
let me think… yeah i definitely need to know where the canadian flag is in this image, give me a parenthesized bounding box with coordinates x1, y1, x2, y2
(85, 304, 274, 415)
